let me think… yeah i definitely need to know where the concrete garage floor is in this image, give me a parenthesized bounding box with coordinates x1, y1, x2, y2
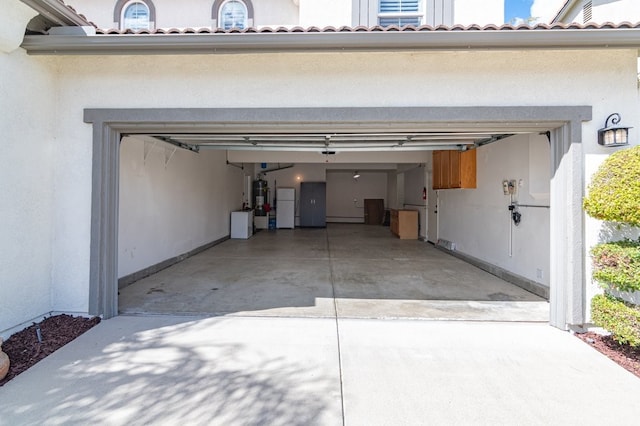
(119, 224, 548, 322)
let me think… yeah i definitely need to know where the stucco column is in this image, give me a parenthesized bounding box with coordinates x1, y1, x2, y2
(549, 124, 584, 329)
(0, 0, 37, 53)
(88, 122, 120, 319)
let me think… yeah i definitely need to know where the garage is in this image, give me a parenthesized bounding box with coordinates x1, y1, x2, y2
(85, 106, 589, 327)
(5, 0, 640, 342)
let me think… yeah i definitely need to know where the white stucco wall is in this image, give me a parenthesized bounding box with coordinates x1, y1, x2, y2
(437, 134, 551, 287)
(0, 2, 56, 337)
(253, 0, 300, 27)
(453, 0, 503, 25)
(592, 0, 640, 23)
(48, 48, 639, 317)
(298, 0, 352, 27)
(56, 49, 639, 111)
(558, 0, 640, 24)
(118, 137, 244, 278)
(69, 0, 300, 29)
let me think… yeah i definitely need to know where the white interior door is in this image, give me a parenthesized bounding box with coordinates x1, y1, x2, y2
(427, 159, 438, 243)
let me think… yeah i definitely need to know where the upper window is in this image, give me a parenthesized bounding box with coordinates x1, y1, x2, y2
(212, 0, 254, 30)
(114, 0, 156, 31)
(219, 0, 248, 29)
(124, 2, 150, 30)
(378, 0, 423, 27)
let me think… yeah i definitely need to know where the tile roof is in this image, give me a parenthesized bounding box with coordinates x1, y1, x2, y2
(23, 2, 640, 55)
(31, 1, 639, 34)
(94, 22, 640, 35)
(55, 0, 91, 23)
(22, 0, 96, 29)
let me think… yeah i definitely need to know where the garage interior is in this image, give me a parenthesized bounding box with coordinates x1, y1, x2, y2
(115, 120, 552, 322)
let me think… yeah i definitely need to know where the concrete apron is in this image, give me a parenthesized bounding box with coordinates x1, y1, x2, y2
(4, 316, 640, 425)
(119, 224, 548, 322)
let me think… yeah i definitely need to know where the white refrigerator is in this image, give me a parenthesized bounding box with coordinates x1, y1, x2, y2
(276, 188, 295, 229)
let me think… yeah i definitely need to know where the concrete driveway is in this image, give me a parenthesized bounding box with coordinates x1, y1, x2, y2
(1, 315, 639, 425)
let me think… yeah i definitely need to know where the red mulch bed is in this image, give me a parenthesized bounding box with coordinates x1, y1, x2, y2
(0, 314, 100, 387)
(576, 332, 640, 378)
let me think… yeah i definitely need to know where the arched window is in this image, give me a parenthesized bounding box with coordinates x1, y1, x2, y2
(212, 0, 254, 29)
(219, 0, 247, 29)
(114, 0, 156, 31)
(123, 2, 150, 30)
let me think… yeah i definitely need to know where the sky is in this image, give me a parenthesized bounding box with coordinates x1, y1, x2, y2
(505, 0, 567, 24)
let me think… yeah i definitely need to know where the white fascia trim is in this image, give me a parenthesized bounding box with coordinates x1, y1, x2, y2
(21, 28, 640, 55)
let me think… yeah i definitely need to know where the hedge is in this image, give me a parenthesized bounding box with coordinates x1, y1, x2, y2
(591, 294, 640, 347)
(583, 145, 640, 226)
(590, 239, 640, 292)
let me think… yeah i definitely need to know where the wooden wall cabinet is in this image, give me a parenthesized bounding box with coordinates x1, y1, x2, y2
(390, 209, 418, 240)
(432, 149, 476, 189)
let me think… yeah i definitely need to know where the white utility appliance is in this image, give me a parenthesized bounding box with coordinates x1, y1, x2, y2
(276, 188, 295, 229)
(231, 210, 253, 239)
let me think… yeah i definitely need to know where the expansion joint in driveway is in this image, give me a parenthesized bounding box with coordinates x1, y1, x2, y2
(326, 228, 346, 426)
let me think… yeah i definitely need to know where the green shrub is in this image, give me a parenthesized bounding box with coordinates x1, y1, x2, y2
(591, 294, 640, 347)
(583, 145, 640, 226)
(590, 239, 640, 292)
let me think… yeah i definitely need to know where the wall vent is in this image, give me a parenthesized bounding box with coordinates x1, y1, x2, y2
(583, 1, 593, 23)
(436, 239, 456, 251)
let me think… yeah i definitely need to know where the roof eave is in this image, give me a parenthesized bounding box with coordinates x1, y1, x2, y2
(20, 29, 640, 56)
(20, 0, 92, 28)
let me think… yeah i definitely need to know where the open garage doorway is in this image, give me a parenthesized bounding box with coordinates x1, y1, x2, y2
(85, 106, 591, 329)
(115, 141, 547, 320)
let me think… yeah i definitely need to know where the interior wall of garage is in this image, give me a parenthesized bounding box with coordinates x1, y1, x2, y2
(47, 48, 639, 319)
(401, 165, 428, 239)
(252, 164, 392, 224)
(386, 172, 399, 210)
(118, 137, 244, 278)
(251, 163, 326, 225)
(0, 2, 56, 337)
(436, 134, 551, 287)
(326, 171, 388, 223)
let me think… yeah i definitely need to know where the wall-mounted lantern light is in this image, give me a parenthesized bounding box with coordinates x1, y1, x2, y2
(598, 113, 632, 147)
